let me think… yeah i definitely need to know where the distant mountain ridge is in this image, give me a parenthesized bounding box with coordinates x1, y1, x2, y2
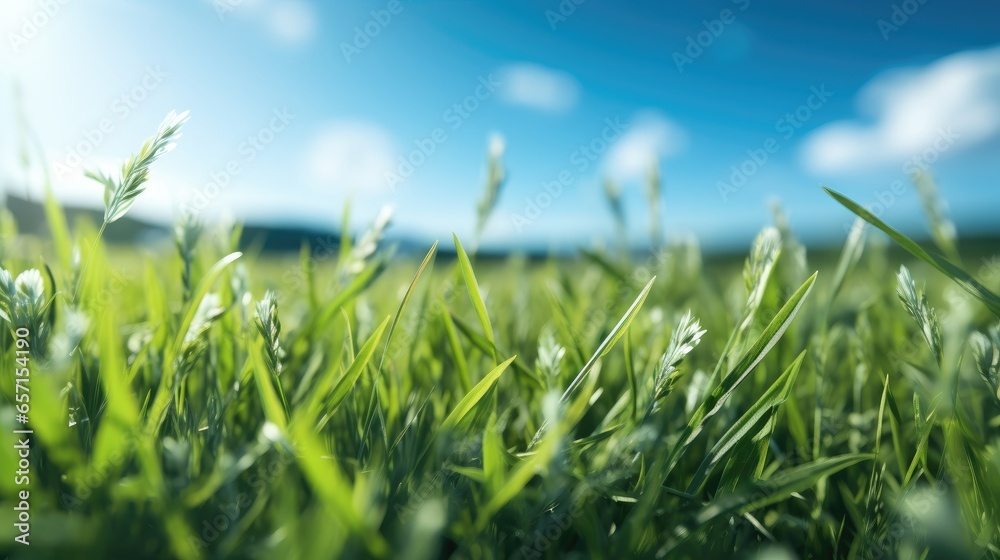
(6, 192, 999, 264)
(3, 192, 343, 253)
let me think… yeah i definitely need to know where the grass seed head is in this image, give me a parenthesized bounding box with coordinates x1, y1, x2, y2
(603, 177, 626, 247)
(971, 325, 1000, 401)
(912, 169, 959, 262)
(49, 306, 90, 366)
(344, 206, 392, 277)
(255, 290, 285, 376)
(653, 310, 706, 401)
(896, 265, 943, 366)
(741, 226, 782, 330)
(0, 266, 15, 322)
(536, 327, 566, 380)
(646, 159, 662, 248)
(180, 292, 225, 367)
(174, 212, 203, 301)
(475, 134, 506, 239)
(93, 109, 190, 225)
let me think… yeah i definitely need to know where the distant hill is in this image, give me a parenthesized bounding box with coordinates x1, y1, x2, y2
(2, 192, 515, 259)
(6, 192, 999, 264)
(3, 192, 345, 253)
(6, 192, 170, 245)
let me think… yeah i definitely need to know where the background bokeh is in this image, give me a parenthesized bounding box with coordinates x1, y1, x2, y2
(1, 0, 998, 252)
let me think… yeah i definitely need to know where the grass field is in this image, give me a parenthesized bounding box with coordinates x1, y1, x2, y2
(2, 112, 1000, 559)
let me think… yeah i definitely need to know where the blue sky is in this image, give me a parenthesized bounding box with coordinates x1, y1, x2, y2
(1, 0, 999, 252)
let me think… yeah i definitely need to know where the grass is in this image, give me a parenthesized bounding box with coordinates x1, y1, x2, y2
(1, 111, 1000, 559)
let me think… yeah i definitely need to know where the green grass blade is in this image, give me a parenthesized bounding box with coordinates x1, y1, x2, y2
(441, 355, 516, 432)
(448, 312, 541, 387)
(323, 316, 390, 422)
(525, 277, 655, 449)
(358, 242, 438, 451)
(686, 350, 806, 495)
(310, 256, 386, 335)
(476, 422, 560, 531)
(300, 239, 318, 310)
(440, 305, 472, 394)
(91, 310, 141, 464)
(453, 233, 496, 363)
(43, 186, 73, 272)
(664, 454, 875, 555)
(825, 186, 1000, 317)
(167, 251, 242, 360)
(664, 272, 817, 478)
(292, 421, 389, 557)
(624, 329, 638, 422)
(145, 251, 241, 434)
(29, 366, 85, 475)
(828, 217, 867, 307)
(560, 276, 656, 404)
(579, 247, 630, 285)
(378, 241, 438, 372)
(247, 335, 289, 431)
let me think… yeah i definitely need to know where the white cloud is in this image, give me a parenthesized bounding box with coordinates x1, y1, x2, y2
(604, 111, 686, 182)
(268, 0, 317, 45)
(497, 63, 579, 113)
(306, 121, 397, 193)
(801, 45, 1000, 174)
(208, 0, 317, 45)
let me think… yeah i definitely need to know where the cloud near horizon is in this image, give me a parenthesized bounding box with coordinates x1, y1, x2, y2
(603, 111, 687, 183)
(496, 63, 580, 113)
(801, 45, 1000, 174)
(306, 121, 397, 194)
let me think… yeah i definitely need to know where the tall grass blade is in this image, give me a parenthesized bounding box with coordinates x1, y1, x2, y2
(663, 272, 817, 478)
(686, 350, 806, 494)
(453, 233, 496, 362)
(440, 355, 516, 432)
(663, 454, 875, 554)
(825, 186, 1000, 317)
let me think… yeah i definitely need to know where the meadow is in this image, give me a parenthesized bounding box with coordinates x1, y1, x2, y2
(1, 111, 999, 559)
